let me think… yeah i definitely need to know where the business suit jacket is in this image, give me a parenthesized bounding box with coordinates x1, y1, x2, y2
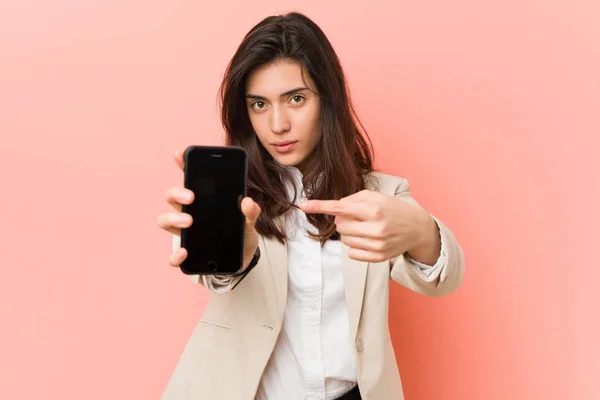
(161, 172, 465, 400)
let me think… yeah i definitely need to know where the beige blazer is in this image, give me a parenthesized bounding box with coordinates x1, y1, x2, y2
(161, 172, 465, 400)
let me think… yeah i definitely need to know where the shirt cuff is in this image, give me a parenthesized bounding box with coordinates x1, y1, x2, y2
(404, 218, 448, 281)
(201, 275, 235, 294)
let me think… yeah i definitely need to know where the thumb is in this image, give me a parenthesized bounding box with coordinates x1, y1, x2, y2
(241, 197, 261, 227)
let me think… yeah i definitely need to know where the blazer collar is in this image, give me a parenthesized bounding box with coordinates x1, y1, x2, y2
(262, 168, 371, 340)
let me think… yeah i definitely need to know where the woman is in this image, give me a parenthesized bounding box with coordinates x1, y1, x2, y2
(158, 12, 464, 400)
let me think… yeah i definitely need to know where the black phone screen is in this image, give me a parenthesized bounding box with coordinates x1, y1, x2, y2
(180, 146, 247, 275)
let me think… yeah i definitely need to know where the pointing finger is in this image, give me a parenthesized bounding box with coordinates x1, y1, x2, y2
(300, 200, 375, 220)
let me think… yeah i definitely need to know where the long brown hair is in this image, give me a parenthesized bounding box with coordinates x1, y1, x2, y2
(219, 12, 375, 244)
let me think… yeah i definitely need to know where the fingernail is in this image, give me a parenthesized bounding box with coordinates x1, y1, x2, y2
(300, 201, 313, 209)
(178, 215, 191, 225)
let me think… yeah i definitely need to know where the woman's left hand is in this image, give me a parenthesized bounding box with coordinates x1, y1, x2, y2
(300, 190, 439, 263)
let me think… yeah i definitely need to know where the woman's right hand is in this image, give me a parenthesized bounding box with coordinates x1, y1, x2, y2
(157, 149, 261, 272)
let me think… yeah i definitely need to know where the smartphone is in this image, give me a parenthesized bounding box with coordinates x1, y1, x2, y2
(180, 145, 247, 275)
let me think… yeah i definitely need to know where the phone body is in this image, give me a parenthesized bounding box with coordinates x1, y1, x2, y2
(180, 145, 247, 276)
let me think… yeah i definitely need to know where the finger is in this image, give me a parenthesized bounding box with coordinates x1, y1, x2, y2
(335, 218, 386, 239)
(169, 247, 188, 267)
(347, 248, 387, 263)
(241, 197, 261, 226)
(174, 150, 185, 170)
(300, 200, 375, 220)
(165, 187, 195, 210)
(343, 189, 381, 203)
(341, 235, 387, 253)
(157, 212, 193, 233)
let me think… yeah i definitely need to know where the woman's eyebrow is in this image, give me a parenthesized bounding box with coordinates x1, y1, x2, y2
(245, 86, 309, 100)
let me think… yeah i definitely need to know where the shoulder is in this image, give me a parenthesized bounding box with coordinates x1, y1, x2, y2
(365, 171, 410, 195)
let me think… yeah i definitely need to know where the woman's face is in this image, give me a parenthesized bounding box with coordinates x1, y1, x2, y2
(245, 60, 321, 171)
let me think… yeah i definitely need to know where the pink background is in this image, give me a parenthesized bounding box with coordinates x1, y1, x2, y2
(1, 0, 599, 399)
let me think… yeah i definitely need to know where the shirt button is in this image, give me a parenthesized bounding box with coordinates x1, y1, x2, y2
(355, 338, 364, 352)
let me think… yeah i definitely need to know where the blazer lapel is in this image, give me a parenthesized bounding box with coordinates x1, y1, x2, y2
(261, 220, 289, 323)
(340, 172, 378, 340)
(261, 217, 368, 340)
(341, 243, 369, 341)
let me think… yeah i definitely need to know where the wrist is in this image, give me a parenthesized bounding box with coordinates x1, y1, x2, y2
(407, 211, 440, 263)
(242, 248, 261, 272)
(416, 211, 438, 249)
(230, 248, 261, 290)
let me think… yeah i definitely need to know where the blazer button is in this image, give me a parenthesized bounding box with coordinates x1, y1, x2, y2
(355, 338, 364, 352)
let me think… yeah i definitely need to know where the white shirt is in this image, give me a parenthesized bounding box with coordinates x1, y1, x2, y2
(198, 167, 446, 400)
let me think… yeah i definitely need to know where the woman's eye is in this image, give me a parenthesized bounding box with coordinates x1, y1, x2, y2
(290, 95, 304, 104)
(252, 101, 266, 110)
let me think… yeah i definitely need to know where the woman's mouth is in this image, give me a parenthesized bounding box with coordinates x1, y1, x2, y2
(273, 141, 298, 154)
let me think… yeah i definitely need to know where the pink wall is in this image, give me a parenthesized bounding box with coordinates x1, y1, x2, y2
(1, 0, 599, 399)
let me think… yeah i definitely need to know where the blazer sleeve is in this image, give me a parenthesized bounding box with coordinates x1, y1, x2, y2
(172, 234, 244, 294)
(389, 178, 465, 297)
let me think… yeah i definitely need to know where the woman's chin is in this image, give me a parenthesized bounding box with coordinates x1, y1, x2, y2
(272, 153, 305, 168)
